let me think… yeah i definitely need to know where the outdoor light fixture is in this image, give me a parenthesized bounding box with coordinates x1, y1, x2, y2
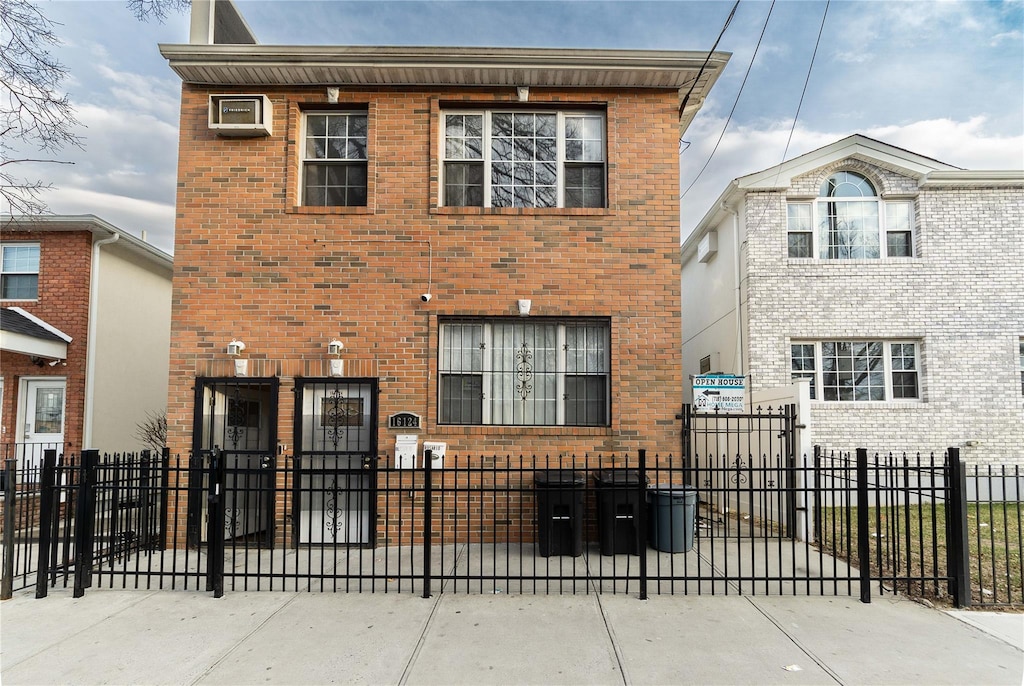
(517, 86, 529, 102)
(518, 299, 531, 316)
(226, 339, 246, 356)
(327, 339, 344, 356)
(326, 87, 340, 103)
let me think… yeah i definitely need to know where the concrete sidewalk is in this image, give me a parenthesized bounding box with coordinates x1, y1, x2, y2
(1, 588, 1021, 685)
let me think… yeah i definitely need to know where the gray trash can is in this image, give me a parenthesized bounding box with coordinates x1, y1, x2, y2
(648, 485, 696, 553)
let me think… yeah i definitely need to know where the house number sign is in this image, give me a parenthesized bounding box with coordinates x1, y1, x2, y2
(388, 412, 421, 430)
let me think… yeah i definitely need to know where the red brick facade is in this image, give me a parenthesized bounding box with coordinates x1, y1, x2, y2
(0, 229, 92, 452)
(167, 84, 684, 463)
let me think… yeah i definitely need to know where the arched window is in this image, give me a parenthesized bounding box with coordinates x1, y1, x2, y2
(787, 170, 914, 259)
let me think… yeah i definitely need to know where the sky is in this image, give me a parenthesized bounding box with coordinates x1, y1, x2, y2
(17, 0, 1024, 253)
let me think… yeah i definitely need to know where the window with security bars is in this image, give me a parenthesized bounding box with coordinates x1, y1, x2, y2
(790, 340, 920, 402)
(303, 112, 368, 206)
(442, 110, 605, 208)
(439, 319, 610, 426)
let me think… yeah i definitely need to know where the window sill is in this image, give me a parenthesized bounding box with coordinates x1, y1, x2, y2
(436, 425, 613, 437)
(810, 400, 923, 408)
(288, 206, 374, 216)
(431, 207, 611, 217)
(787, 257, 920, 265)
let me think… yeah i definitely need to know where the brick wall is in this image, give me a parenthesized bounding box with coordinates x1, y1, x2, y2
(168, 85, 685, 467)
(742, 161, 1024, 463)
(0, 229, 92, 452)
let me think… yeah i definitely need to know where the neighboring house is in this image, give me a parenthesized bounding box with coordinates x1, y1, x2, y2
(681, 135, 1024, 463)
(0, 215, 173, 462)
(157, 0, 727, 543)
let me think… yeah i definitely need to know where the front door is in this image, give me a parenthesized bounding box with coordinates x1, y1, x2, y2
(19, 377, 66, 473)
(294, 379, 378, 545)
(190, 379, 278, 546)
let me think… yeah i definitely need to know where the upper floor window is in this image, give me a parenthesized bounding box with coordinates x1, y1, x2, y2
(1019, 339, 1023, 395)
(791, 340, 920, 402)
(302, 111, 367, 206)
(1, 244, 40, 300)
(787, 171, 913, 259)
(439, 318, 610, 426)
(442, 110, 606, 208)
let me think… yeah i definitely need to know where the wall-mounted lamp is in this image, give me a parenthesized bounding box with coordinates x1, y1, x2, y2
(227, 339, 246, 356)
(327, 87, 340, 104)
(517, 86, 530, 102)
(327, 339, 344, 356)
(518, 299, 532, 316)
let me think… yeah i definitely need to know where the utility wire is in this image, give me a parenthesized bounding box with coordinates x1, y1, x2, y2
(743, 0, 831, 237)
(775, 0, 830, 182)
(680, 0, 776, 201)
(678, 0, 741, 118)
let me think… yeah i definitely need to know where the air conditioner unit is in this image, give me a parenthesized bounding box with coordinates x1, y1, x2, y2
(209, 95, 272, 137)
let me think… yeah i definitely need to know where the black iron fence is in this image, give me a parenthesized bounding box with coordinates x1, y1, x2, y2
(2, 444, 1020, 607)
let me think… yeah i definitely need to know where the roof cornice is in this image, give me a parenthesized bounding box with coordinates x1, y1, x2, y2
(920, 170, 1024, 187)
(159, 44, 729, 132)
(0, 215, 173, 271)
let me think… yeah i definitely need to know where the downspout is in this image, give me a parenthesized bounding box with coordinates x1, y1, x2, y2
(83, 232, 120, 448)
(721, 202, 744, 377)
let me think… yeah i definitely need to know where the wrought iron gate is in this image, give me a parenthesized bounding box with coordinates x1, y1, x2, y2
(293, 378, 378, 547)
(189, 379, 279, 548)
(681, 404, 799, 538)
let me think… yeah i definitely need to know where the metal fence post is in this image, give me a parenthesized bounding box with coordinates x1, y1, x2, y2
(945, 447, 971, 608)
(812, 445, 822, 544)
(159, 448, 170, 550)
(73, 450, 100, 597)
(422, 449, 433, 599)
(205, 447, 225, 597)
(856, 448, 871, 604)
(638, 449, 648, 600)
(2, 458, 17, 600)
(34, 449, 58, 599)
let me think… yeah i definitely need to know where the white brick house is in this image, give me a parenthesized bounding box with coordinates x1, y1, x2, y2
(681, 135, 1024, 463)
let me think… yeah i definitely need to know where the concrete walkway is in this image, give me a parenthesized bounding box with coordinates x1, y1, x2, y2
(2, 588, 1021, 685)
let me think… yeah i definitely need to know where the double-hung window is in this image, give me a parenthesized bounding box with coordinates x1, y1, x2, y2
(1, 244, 40, 300)
(787, 171, 913, 258)
(790, 340, 920, 401)
(442, 110, 606, 208)
(439, 318, 610, 426)
(1019, 339, 1024, 395)
(302, 111, 368, 206)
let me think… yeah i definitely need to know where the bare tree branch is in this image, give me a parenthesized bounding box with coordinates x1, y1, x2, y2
(126, 0, 190, 23)
(134, 410, 168, 453)
(0, 0, 84, 215)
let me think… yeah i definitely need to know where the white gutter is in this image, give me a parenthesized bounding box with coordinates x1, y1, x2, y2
(721, 202, 744, 376)
(83, 232, 119, 449)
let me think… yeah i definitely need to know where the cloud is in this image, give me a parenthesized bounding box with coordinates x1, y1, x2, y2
(680, 116, 1024, 241)
(36, 187, 176, 253)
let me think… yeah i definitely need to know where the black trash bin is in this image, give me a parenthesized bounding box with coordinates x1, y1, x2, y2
(534, 470, 585, 557)
(647, 485, 697, 553)
(593, 469, 645, 555)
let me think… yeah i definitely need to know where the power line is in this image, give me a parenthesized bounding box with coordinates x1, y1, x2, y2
(680, 0, 776, 201)
(678, 0, 741, 119)
(741, 0, 831, 238)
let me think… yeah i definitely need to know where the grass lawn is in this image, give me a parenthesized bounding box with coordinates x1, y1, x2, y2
(816, 502, 1022, 607)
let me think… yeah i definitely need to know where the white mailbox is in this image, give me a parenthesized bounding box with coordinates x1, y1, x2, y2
(395, 434, 418, 470)
(422, 441, 447, 469)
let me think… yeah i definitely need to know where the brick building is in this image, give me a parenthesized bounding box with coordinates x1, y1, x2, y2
(681, 135, 1024, 463)
(159, 1, 727, 544)
(0, 215, 172, 463)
